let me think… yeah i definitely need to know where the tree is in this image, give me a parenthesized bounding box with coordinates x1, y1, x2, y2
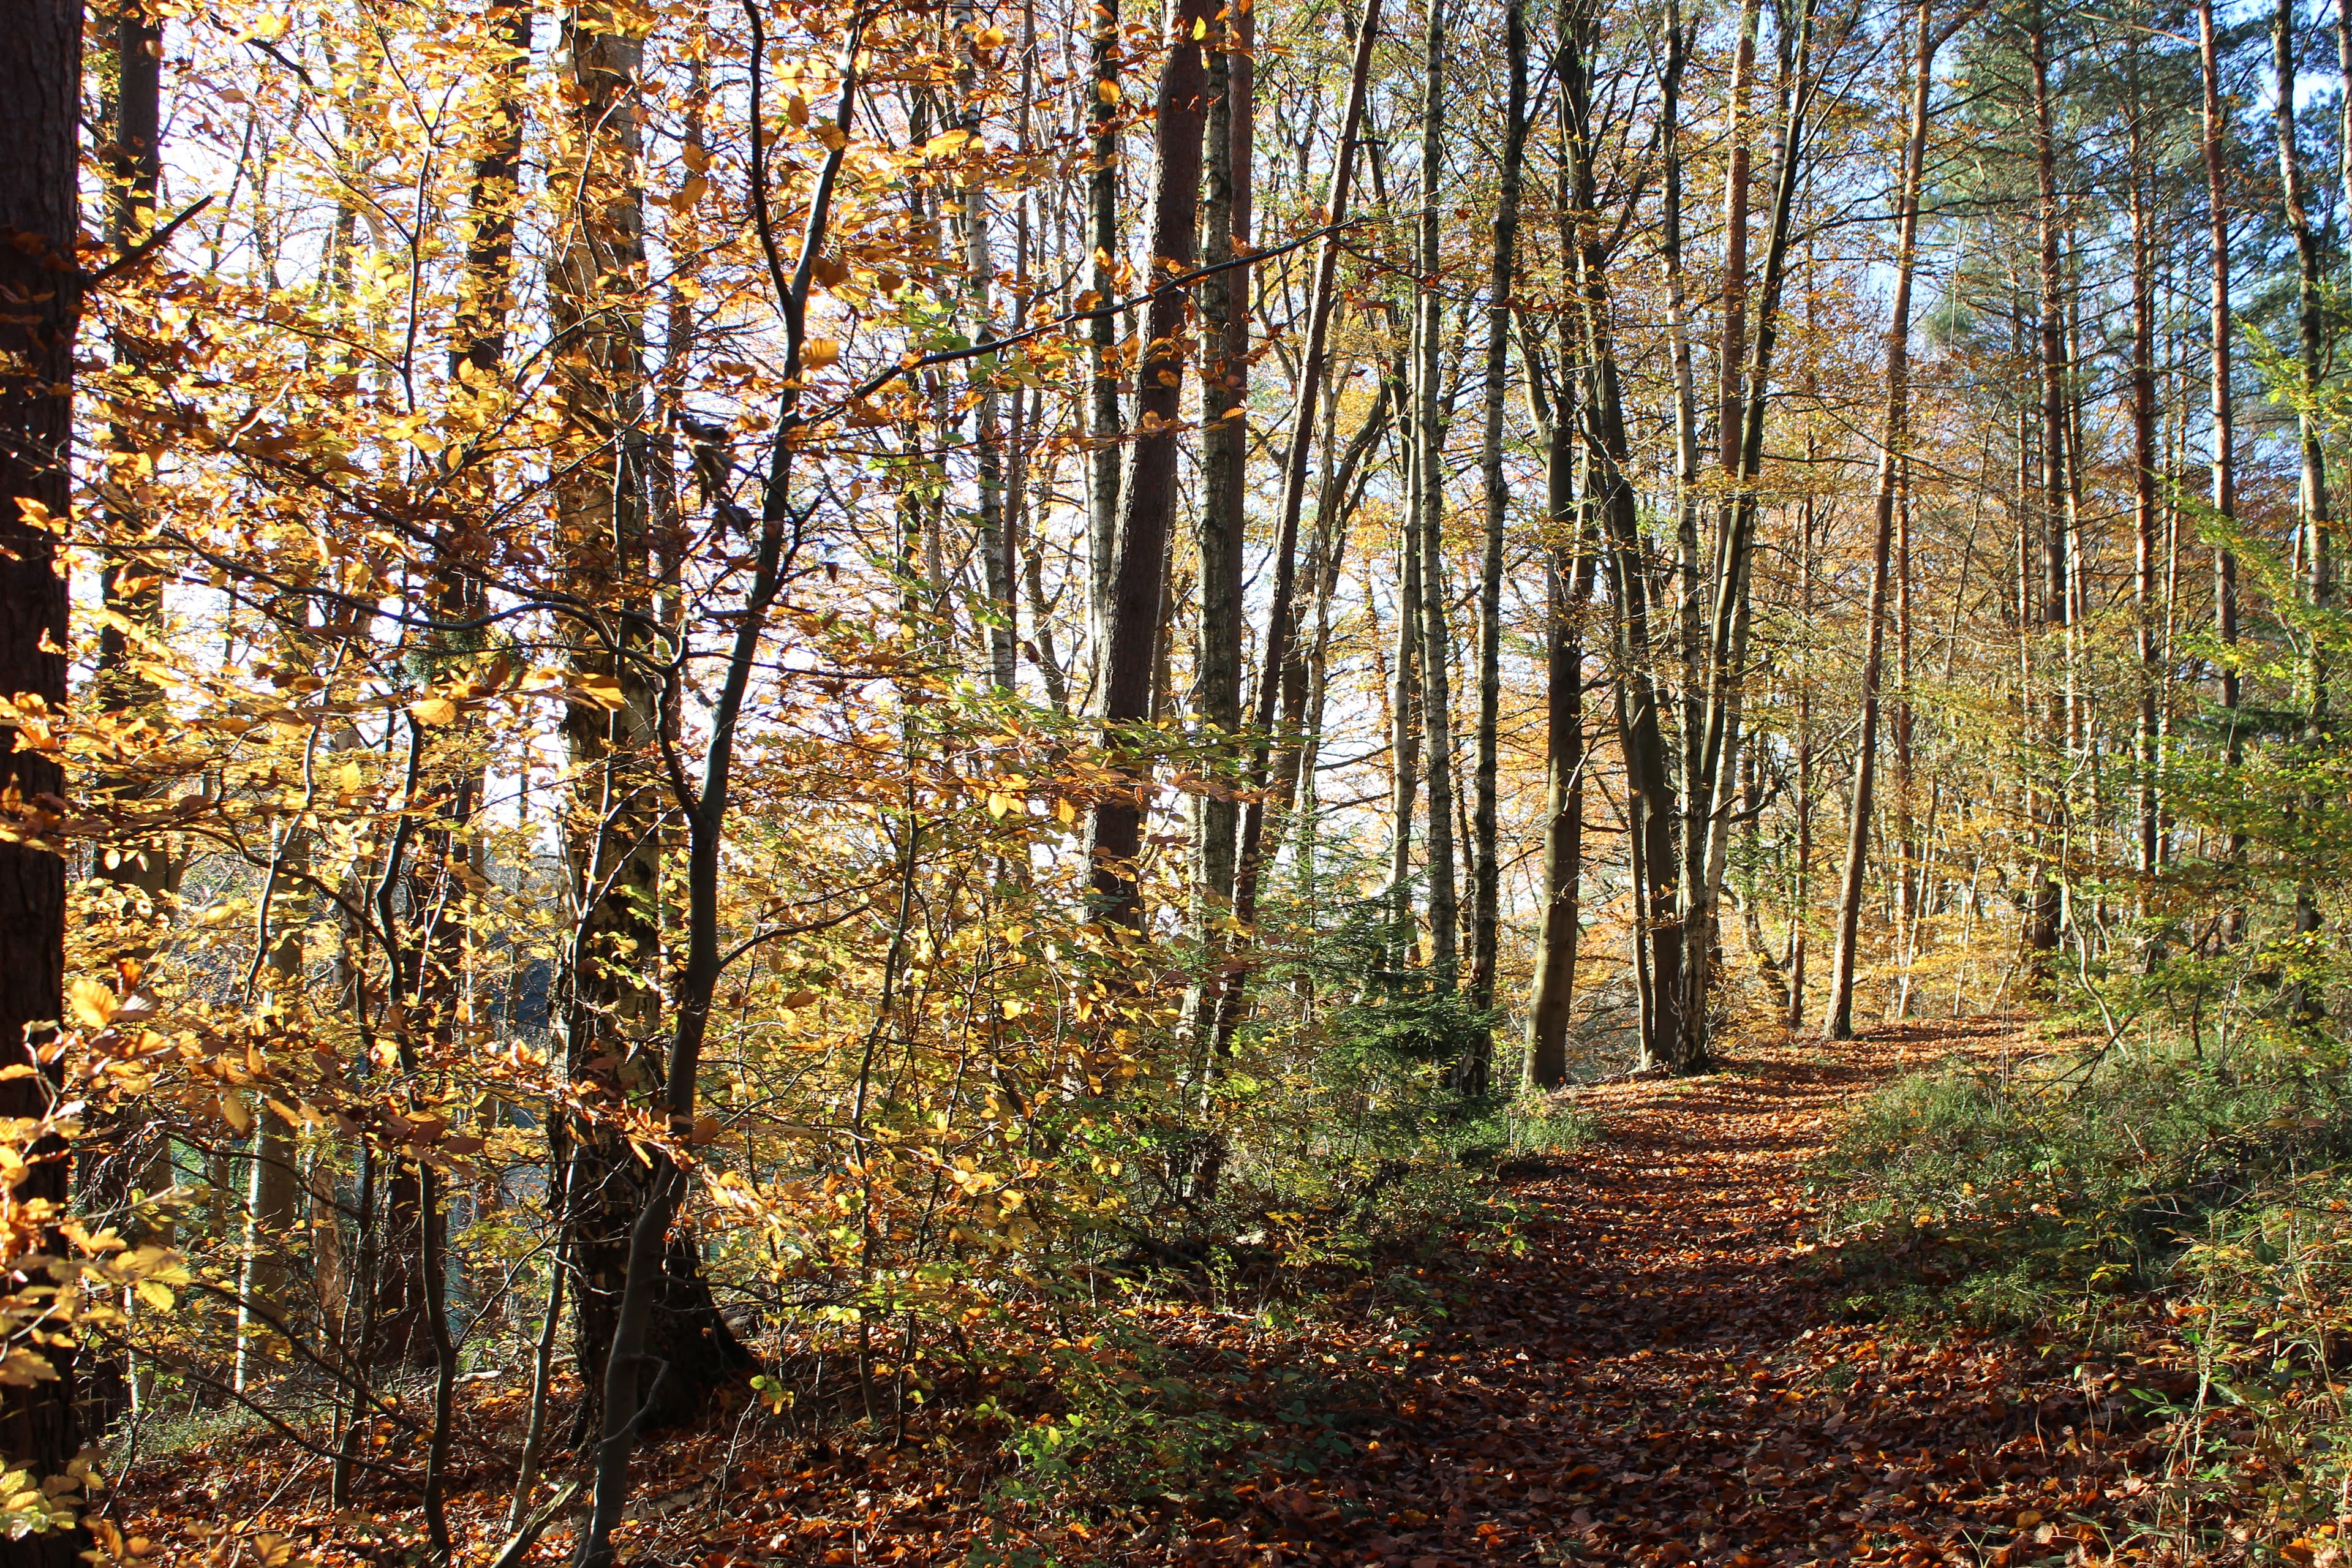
(0, 2, 84, 1558)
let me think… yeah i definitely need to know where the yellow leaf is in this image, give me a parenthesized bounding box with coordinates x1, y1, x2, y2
(217, 1094, 254, 1136)
(575, 675, 625, 710)
(133, 1280, 173, 1311)
(1097, 78, 1121, 103)
(409, 696, 458, 726)
(802, 339, 840, 369)
(66, 979, 118, 1030)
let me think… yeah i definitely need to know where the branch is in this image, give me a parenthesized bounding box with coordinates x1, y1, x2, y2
(86, 197, 216, 287)
(825, 222, 1360, 416)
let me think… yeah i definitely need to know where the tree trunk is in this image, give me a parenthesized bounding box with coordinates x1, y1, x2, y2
(1560, 0, 1682, 1065)
(1469, 0, 1528, 1026)
(1387, 360, 1425, 967)
(2199, 0, 2243, 932)
(1415, 0, 1460, 992)
(2128, 38, 2160, 886)
(1087, 0, 1125, 646)
(1522, 336, 1588, 1090)
(2276, 0, 2330, 704)
(2022, 7, 2066, 978)
(554, 5, 745, 1436)
(0, 2, 83, 1555)
(1826, 0, 1932, 1038)
(81, 0, 169, 1441)
(2274, 0, 2328, 1013)
(1187, 4, 1249, 1047)
(1086, 0, 1216, 924)
(1789, 497, 1815, 1032)
(1221, 0, 1379, 1036)
(1683, 0, 1812, 1066)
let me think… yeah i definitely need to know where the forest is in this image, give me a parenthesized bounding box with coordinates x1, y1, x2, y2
(4, 0, 2352, 1558)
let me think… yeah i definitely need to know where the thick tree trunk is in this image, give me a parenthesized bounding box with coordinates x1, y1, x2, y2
(554, 7, 746, 1436)
(1086, 0, 1216, 924)
(81, 0, 169, 1441)
(0, 4, 83, 1558)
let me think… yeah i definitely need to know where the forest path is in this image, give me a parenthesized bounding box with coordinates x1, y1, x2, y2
(1235, 1018, 2158, 1568)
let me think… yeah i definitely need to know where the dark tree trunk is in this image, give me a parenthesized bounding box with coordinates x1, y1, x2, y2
(1415, 0, 1460, 990)
(0, 3, 84, 1559)
(1522, 335, 1588, 1090)
(1559, 0, 1683, 1064)
(555, 9, 747, 1437)
(2022, 8, 2067, 977)
(1087, 0, 1125, 639)
(1086, 0, 1216, 924)
(1469, 0, 1528, 1028)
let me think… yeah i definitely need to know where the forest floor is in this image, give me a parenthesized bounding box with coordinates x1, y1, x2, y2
(124, 1018, 2214, 1568)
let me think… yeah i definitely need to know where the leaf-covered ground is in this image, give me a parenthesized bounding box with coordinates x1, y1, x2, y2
(118, 1021, 2213, 1566)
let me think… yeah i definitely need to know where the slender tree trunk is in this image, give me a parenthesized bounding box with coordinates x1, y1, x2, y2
(2274, 0, 2328, 1011)
(1561, 0, 1682, 1064)
(1220, 0, 1376, 1012)
(1415, 0, 1460, 991)
(1719, 0, 1762, 473)
(1387, 363, 1425, 965)
(1826, 0, 1933, 1038)
(1683, 0, 1811, 1066)
(2199, 0, 2244, 935)
(2022, 7, 2067, 978)
(1087, 0, 1125, 644)
(960, 16, 1014, 697)
(1086, 0, 1216, 924)
(1469, 0, 1528, 1029)
(1187, 3, 1248, 1045)
(2277, 0, 2330, 706)
(1789, 496, 1815, 1032)
(2128, 39, 2160, 887)
(1522, 336, 1588, 1090)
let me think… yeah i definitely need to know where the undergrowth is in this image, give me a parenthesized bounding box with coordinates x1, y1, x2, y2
(1821, 1017, 2352, 1559)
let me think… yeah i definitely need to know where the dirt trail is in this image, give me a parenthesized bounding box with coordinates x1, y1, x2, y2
(1223, 1021, 2154, 1568)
